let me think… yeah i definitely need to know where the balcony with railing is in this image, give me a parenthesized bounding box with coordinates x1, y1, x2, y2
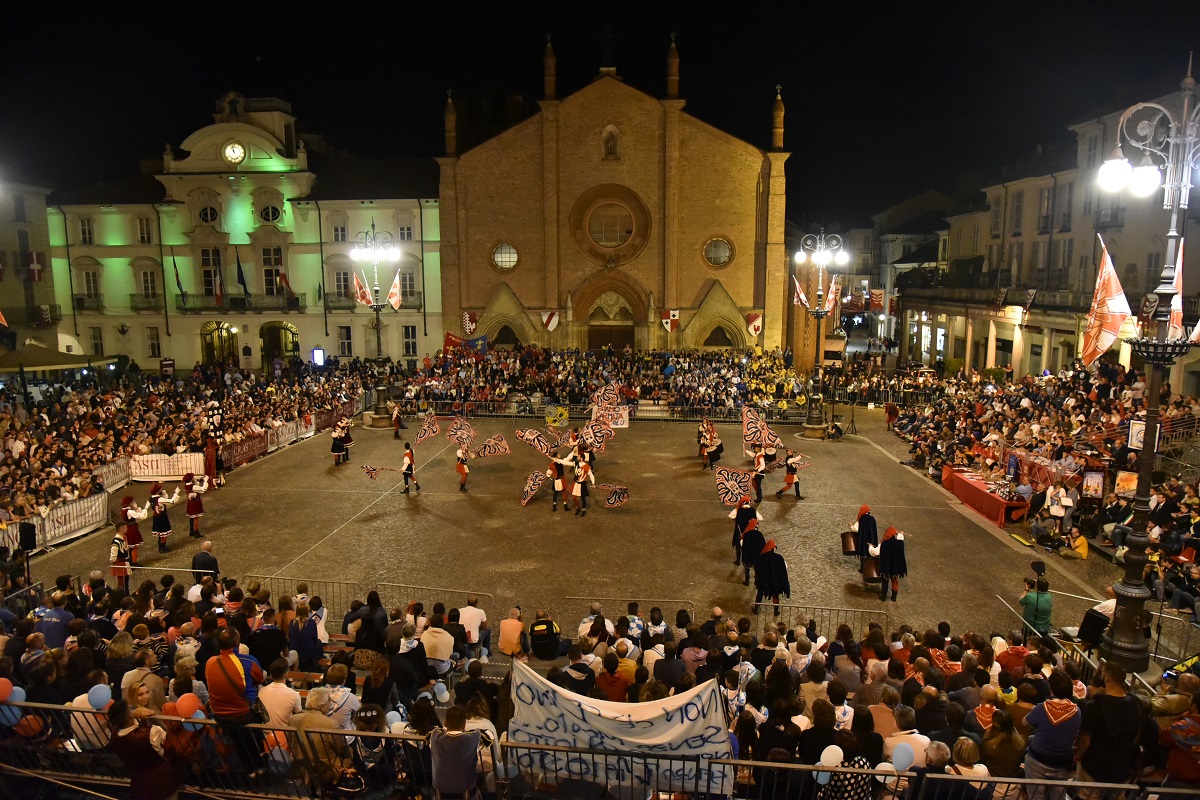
(72, 295, 104, 311)
(0, 304, 62, 326)
(175, 293, 307, 312)
(129, 293, 162, 312)
(323, 290, 423, 311)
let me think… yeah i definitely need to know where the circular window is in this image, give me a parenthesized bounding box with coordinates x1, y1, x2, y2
(491, 243, 518, 271)
(704, 237, 733, 268)
(260, 206, 281, 223)
(588, 203, 634, 248)
(199, 206, 219, 224)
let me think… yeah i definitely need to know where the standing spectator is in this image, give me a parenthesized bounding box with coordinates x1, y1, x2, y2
(205, 629, 266, 781)
(190, 541, 219, 585)
(106, 699, 181, 800)
(431, 705, 482, 800)
(1075, 661, 1146, 786)
(289, 603, 322, 672)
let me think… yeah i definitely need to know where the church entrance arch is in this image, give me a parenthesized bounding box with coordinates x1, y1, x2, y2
(586, 291, 636, 351)
(199, 321, 239, 365)
(259, 321, 299, 374)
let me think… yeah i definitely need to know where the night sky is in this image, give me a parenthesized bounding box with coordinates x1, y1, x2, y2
(2, 2, 1197, 222)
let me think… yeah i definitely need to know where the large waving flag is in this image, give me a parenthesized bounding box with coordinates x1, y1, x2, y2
(1081, 235, 1132, 365)
(387, 271, 402, 311)
(824, 277, 840, 314)
(353, 271, 373, 307)
(1168, 238, 1185, 339)
(235, 248, 251, 298)
(171, 248, 187, 304)
(793, 274, 809, 309)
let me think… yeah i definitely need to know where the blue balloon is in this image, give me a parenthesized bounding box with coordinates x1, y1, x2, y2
(182, 709, 206, 732)
(0, 705, 21, 726)
(87, 684, 112, 711)
(267, 748, 292, 774)
(816, 771, 831, 785)
(385, 711, 402, 726)
(8, 686, 26, 704)
(891, 742, 915, 772)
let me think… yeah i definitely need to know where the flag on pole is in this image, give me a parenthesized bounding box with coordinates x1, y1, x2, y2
(171, 248, 187, 304)
(462, 312, 478, 335)
(793, 275, 809, 309)
(278, 263, 296, 298)
(541, 310, 560, 331)
(1081, 234, 1132, 365)
(1169, 238, 1185, 339)
(823, 278, 839, 314)
(661, 309, 680, 332)
(214, 253, 225, 307)
(870, 289, 884, 312)
(26, 252, 43, 282)
(386, 271, 402, 310)
(353, 271, 372, 307)
(235, 248, 251, 298)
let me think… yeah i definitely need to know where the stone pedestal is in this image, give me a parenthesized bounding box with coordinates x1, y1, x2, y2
(362, 412, 393, 429)
(802, 424, 825, 439)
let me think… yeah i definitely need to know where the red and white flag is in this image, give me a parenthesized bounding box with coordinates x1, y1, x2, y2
(870, 289, 884, 312)
(26, 252, 43, 282)
(661, 309, 679, 332)
(793, 275, 809, 309)
(541, 310, 559, 331)
(1081, 235, 1132, 365)
(824, 278, 839, 314)
(462, 311, 478, 335)
(387, 272, 403, 311)
(1168, 238, 1185, 339)
(746, 312, 762, 338)
(277, 266, 296, 298)
(353, 271, 372, 307)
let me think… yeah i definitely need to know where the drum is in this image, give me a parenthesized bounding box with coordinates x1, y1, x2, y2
(861, 556, 881, 584)
(841, 530, 858, 557)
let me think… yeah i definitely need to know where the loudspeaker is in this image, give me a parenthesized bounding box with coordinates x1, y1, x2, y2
(1077, 608, 1110, 648)
(18, 522, 36, 553)
(1031, 560, 1047, 576)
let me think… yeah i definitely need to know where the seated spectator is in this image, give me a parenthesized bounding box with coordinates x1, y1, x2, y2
(258, 658, 302, 727)
(596, 653, 630, 702)
(884, 704, 930, 768)
(498, 608, 530, 661)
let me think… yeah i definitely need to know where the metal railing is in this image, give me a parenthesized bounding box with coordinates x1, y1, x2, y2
(555, 596, 697, 639)
(395, 399, 804, 425)
(2, 581, 42, 619)
(242, 574, 366, 630)
(750, 603, 891, 644)
(72, 294, 103, 311)
(128, 293, 161, 312)
(0, 701, 1154, 800)
(376, 584, 495, 629)
(176, 293, 308, 312)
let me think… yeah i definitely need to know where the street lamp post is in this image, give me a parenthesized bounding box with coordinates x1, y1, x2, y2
(1096, 58, 1200, 674)
(794, 229, 850, 431)
(351, 220, 401, 419)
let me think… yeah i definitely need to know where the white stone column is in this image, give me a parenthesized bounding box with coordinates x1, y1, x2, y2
(1011, 323, 1024, 376)
(986, 319, 997, 368)
(1118, 340, 1132, 369)
(1045, 329, 1056, 372)
(964, 316, 975, 372)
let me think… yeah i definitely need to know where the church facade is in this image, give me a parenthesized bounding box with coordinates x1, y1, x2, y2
(438, 40, 789, 353)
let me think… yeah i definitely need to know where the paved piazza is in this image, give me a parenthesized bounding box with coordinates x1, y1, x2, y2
(30, 409, 1122, 636)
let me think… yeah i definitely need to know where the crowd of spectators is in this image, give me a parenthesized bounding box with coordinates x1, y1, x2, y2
(1, 573, 1198, 796)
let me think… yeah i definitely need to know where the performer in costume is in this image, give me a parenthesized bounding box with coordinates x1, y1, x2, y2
(149, 482, 182, 553)
(753, 539, 791, 616)
(109, 523, 133, 593)
(401, 443, 421, 493)
(704, 434, 723, 471)
(571, 459, 597, 517)
(774, 449, 806, 499)
(751, 445, 766, 503)
(728, 496, 763, 566)
(330, 422, 346, 466)
(852, 504, 878, 574)
(739, 518, 766, 587)
(547, 455, 573, 512)
(455, 445, 470, 492)
(391, 402, 408, 439)
(884, 402, 900, 431)
(183, 473, 209, 538)
(121, 495, 147, 565)
(340, 417, 355, 460)
(697, 418, 710, 460)
(869, 526, 907, 602)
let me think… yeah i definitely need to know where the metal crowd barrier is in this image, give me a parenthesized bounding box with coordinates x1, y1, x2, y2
(555, 596, 697, 638)
(221, 392, 367, 470)
(2, 582, 43, 619)
(242, 574, 366, 631)
(376, 583, 496, 628)
(751, 603, 891, 644)
(121, 564, 218, 587)
(28, 492, 109, 551)
(401, 400, 806, 425)
(0, 701, 1155, 800)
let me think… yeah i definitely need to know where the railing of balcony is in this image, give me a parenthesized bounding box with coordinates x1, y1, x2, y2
(0, 305, 62, 326)
(72, 295, 103, 311)
(176, 293, 307, 312)
(128, 294, 162, 311)
(324, 294, 356, 310)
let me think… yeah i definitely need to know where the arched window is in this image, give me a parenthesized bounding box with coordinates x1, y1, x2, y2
(703, 327, 734, 347)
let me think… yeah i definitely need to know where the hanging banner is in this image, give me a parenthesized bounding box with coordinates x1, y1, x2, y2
(508, 660, 732, 793)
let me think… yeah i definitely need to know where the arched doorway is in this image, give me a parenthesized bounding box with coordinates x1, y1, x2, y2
(702, 326, 735, 349)
(493, 325, 520, 349)
(587, 291, 636, 351)
(259, 321, 299, 373)
(199, 321, 239, 365)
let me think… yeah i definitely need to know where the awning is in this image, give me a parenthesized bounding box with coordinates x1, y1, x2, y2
(0, 343, 117, 373)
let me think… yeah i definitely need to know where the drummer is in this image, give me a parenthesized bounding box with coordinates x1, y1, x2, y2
(851, 504, 878, 575)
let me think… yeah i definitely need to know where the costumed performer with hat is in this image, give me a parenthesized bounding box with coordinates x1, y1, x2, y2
(121, 495, 148, 565)
(851, 504, 878, 574)
(869, 526, 907, 602)
(183, 473, 209, 539)
(149, 482, 182, 553)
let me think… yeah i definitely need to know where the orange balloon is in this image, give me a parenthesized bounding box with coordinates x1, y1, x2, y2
(0, 678, 11, 702)
(264, 729, 290, 752)
(162, 702, 178, 717)
(175, 693, 202, 719)
(14, 715, 43, 738)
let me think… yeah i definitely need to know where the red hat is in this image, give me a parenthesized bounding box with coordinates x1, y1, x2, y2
(744, 518, 759, 532)
(883, 526, 900, 541)
(182, 473, 194, 484)
(740, 495, 752, 505)
(857, 504, 871, 520)
(150, 482, 163, 494)
(761, 539, 776, 555)
(121, 496, 134, 508)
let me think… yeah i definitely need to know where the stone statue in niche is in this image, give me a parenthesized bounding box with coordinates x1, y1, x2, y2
(603, 128, 619, 159)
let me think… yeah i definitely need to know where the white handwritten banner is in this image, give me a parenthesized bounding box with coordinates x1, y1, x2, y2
(590, 406, 630, 429)
(507, 660, 732, 793)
